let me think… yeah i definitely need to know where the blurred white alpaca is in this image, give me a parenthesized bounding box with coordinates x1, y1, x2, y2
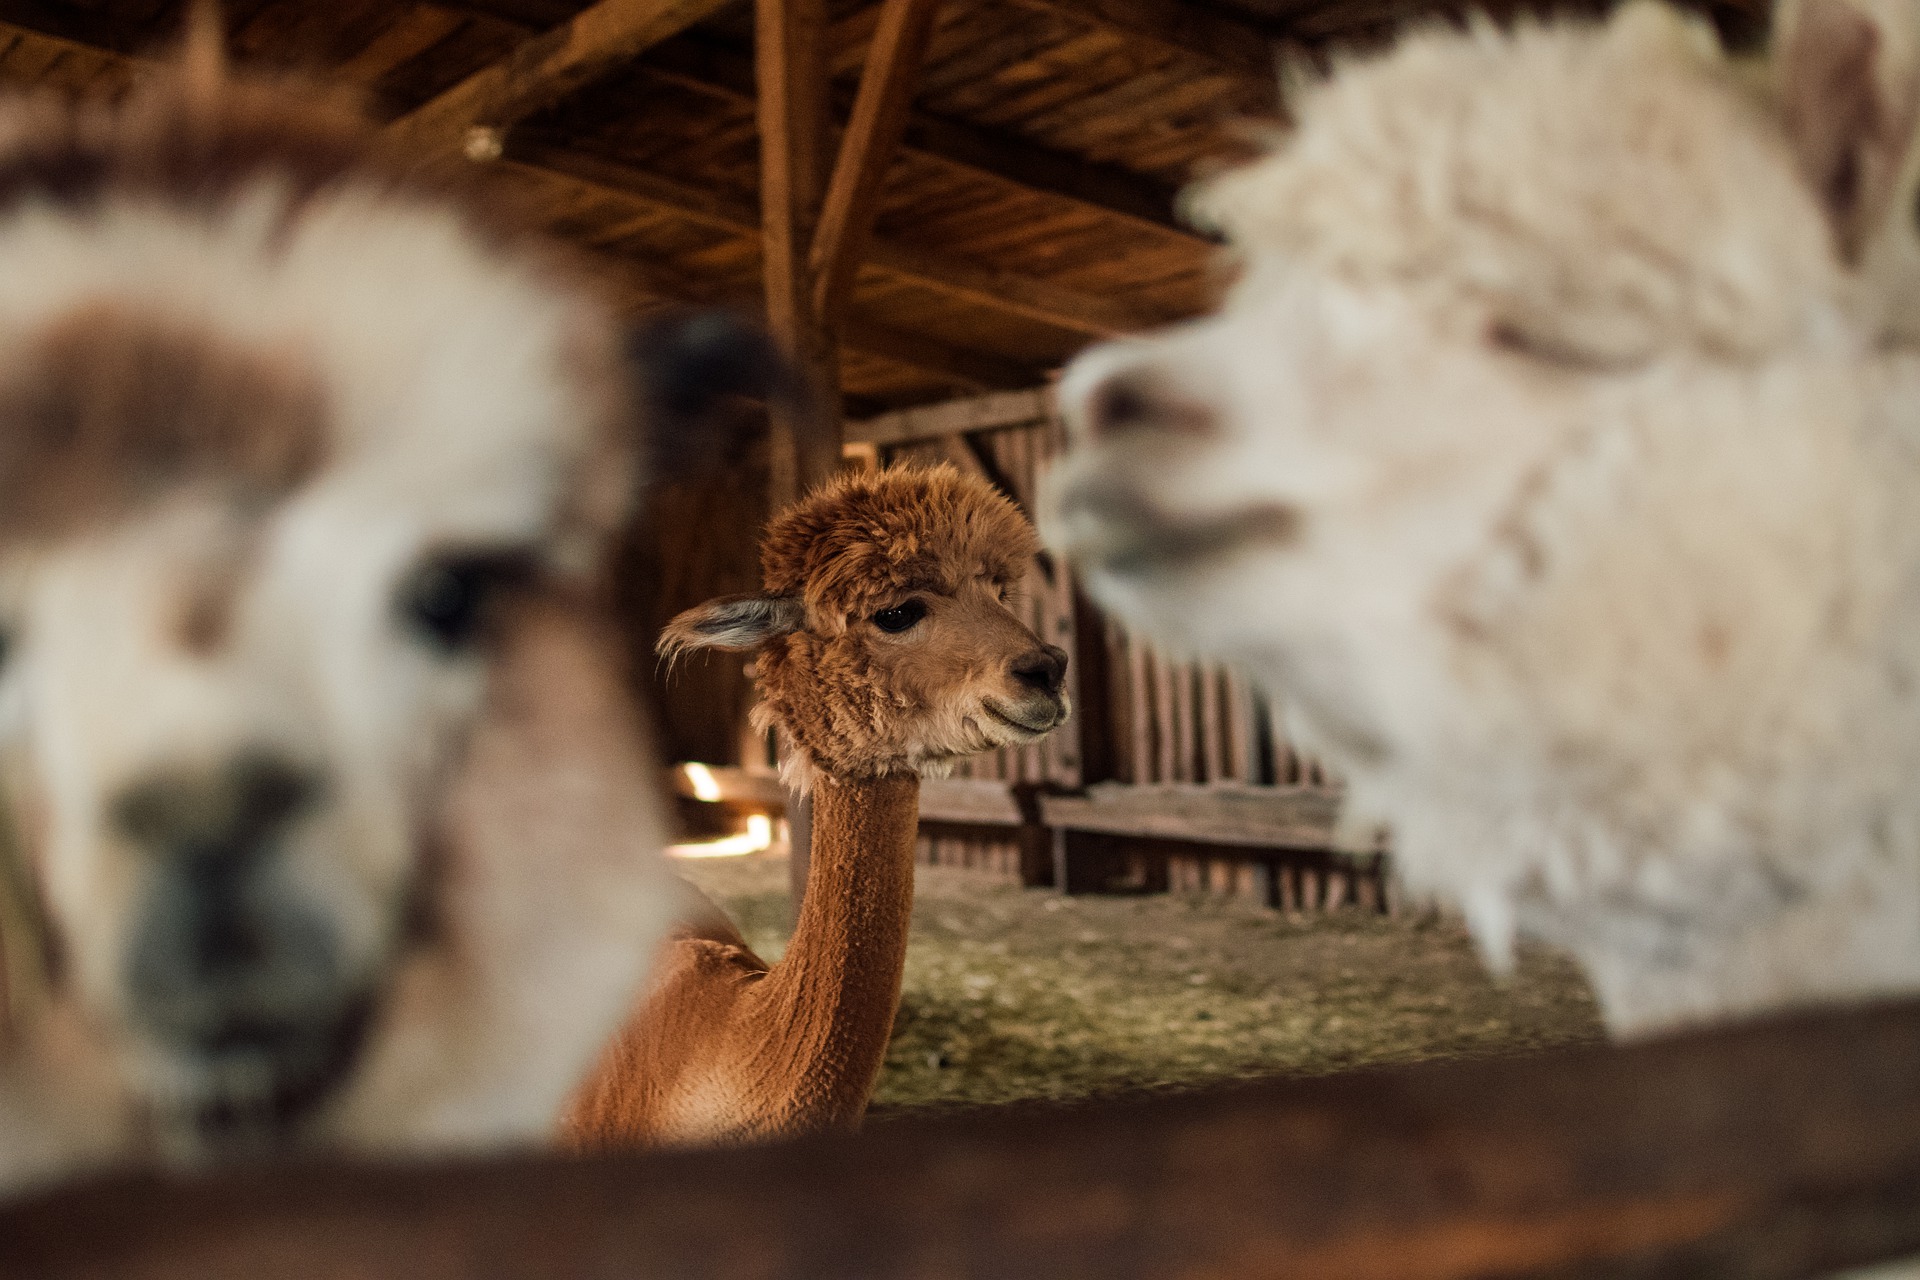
(0, 33, 781, 1189)
(1044, 0, 1920, 1036)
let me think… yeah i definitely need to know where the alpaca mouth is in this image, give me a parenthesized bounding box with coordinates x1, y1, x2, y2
(141, 994, 374, 1154)
(1048, 480, 1302, 577)
(983, 699, 1063, 736)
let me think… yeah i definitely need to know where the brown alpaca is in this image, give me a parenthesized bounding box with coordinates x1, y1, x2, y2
(564, 463, 1069, 1147)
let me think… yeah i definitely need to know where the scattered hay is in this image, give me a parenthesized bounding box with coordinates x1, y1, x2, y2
(679, 855, 1603, 1113)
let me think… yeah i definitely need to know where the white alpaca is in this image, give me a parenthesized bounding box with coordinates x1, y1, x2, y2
(1043, 0, 1920, 1037)
(0, 43, 724, 1190)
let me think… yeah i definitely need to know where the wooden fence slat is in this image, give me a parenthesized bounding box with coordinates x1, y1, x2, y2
(1199, 665, 1226, 783)
(1225, 669, 1257, 783)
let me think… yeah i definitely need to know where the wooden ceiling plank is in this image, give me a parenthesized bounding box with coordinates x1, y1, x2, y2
(582, 226, 1025, 394)
(334, 8, 469, 86)
(640, 40, 1197, 241)
(0, 10, 1038, 399)
(809, 0, 944, 328)
(1005, 0, 1280, 88)
(381, 0, 738, 168)
(0, 19, 144, 79)
(506, 140, 1171, 336)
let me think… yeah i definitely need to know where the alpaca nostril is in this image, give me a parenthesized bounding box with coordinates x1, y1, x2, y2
(1085, 369, 1214, 440)
(1011, 644, 1069, 694)
(113, 751, 323, 866)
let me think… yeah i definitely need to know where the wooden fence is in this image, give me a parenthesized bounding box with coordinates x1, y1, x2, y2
(8, 994, 1920, 1278)
(842, 388, 1385, 909)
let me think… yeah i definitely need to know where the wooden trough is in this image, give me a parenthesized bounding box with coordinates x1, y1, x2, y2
(5, 996, 1920, 1279)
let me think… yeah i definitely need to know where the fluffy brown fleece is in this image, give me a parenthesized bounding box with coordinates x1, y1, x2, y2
(750, 464, 1035, 784)
(761, 463, 1036, 621)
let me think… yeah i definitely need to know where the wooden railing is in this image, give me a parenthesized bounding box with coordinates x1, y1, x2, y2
(8, 996, 1920, 1277)
(673, 764, 1391, 907)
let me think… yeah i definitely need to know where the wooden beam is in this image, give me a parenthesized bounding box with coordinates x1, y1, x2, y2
(809, 0, 944, 328)
(13, 999, 1920, 1276)
(379, 0, 737, 170)
(508, 139, 1173, 337)
(642, 40, 1198, 241)
(837, 318, 1032, 392)
(570, 219, 1030, 393)
(664, 765, 1347, 849)
(1040, 780, 1341, 848)
(846, 387, 1053, 448)
(1006, 0, 1282, 86)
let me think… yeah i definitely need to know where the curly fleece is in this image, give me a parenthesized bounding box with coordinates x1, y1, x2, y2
(752, 464, 1036, 785)
(760, 463, 1035, 625)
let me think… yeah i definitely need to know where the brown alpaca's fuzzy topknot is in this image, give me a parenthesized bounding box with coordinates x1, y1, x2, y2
(760, 464, 1035, 626)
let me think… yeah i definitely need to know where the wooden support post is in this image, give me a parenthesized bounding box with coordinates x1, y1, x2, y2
(756, 0, 840, 513)
(758, 0, 841, 915)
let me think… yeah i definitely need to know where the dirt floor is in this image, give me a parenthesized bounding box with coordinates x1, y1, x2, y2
(679, 853, 1605, 1115)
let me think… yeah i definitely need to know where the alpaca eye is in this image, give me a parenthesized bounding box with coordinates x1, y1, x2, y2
(872, 600, 927, 633)
(398, 551, 535, 653)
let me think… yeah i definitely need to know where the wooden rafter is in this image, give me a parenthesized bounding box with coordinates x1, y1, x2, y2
(511, 137, 1172, 338)
(562, 174, 1031, 393)
(1, 0, 1204, 247)
(380, 0, 737, 168)
(809, 0, 944, 328)
(1008, 0, 1282, 87)
(640, 40, 1198, 241)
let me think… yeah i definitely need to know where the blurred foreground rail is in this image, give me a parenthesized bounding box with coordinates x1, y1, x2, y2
(5, 997, 1920, 1279)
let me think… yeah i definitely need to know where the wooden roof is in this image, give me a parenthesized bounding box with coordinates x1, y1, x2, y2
(0, 0, 1764, 417)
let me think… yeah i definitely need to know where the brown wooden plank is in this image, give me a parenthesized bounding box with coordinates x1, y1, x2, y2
(1125, 629, 1153, 784)
(335, 9, 470, 86)
(836, 319, 1033, 391)
(1224, 667, 1258, 783)
(1172, 660, 1198, 782)
(14, 999, 1920, 1277)
(670, 766, 1024, 827)
(509, 140, 1170, 338)
(1040, 781, 1341, 848)
(536, 169, 1031, 395)
(381, 0, 736, 167)
(918, 777, 1024, 826)
(1200, 665, 1227, 783)
(810, 0, 944, 328)
(640, 39, 1197, 240)
(846, 388, 1051, 447)
(1007, 0, 1281, 87)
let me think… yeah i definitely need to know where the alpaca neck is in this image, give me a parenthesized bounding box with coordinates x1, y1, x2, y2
(752, 771, 919, 1118)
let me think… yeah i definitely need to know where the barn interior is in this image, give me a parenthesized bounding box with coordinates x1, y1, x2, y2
(0, 0, 1766, 1107)
(10, 4, 1920, 1276)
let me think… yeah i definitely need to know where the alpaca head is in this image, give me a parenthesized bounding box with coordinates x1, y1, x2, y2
(0, 53, 771, 1156)
(662, 464, 1070, 789)
(1043, 0, 1914, 780)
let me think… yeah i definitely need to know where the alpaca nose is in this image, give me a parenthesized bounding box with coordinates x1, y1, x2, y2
(1079, 367, 1215, 440)
(117, 753, 334, 1040)
(1010, 644, 1070, 695)
(113, 751, 322, 869)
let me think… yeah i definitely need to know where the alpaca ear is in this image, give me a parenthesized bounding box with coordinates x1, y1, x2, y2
(657, 594, 804, 660)
(628, 310, 794, 488)
(1775, 0, 1920, 263)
